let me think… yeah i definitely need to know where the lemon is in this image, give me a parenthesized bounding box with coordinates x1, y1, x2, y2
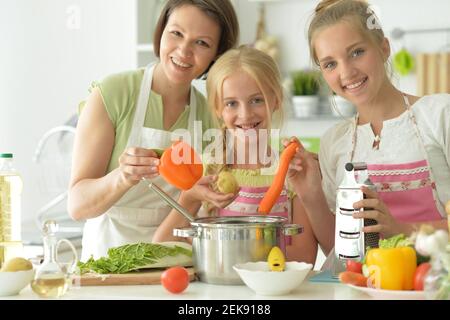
(216, 171, 239, 194)
(0, 257, 33, 272)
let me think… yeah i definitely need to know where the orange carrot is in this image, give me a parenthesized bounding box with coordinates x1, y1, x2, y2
(258, 141, 301, 214)
(339, 271, 368, 287)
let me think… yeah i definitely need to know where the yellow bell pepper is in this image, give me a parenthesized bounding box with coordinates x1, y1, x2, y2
(366, 247, 417, 290)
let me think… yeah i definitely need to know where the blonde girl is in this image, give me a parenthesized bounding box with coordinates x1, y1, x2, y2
(287, 0, 450, 263)
(154, 46, 318, 264)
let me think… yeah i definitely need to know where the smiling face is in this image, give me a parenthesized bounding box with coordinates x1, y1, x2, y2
(159, 5, 221, 85)
(314, 21, 390, 106)
(220, 69, 276, 135)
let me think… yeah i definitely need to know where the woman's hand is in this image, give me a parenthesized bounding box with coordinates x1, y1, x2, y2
(181, 175, 237, 209)
(283, 137, 322, 196)
(352, 186, 412, 237)
(118, 147, 160, 187)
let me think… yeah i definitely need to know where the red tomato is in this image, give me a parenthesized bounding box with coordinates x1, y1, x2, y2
(414, 262, 431, 291)
(161, 266, 189, 294)
(339, 271, 368, 287)
(346, 260, 363, 274)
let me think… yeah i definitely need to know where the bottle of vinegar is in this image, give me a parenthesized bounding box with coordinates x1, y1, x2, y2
(0, 153, 23, 267)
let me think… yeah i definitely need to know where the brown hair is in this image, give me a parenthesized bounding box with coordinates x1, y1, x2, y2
(308, 0, 385, 66)
(153, 0, 239, 75)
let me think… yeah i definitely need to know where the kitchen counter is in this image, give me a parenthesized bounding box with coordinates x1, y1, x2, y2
(0, 272, 398, 300)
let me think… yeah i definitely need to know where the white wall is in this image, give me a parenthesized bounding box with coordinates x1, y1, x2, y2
(0, 0, 135, 227)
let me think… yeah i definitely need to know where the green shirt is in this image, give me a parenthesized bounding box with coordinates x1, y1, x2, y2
(79, 68, 215, 173)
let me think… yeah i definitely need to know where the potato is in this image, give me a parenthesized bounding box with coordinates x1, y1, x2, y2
(0, 257, 33, 272)
(216, 171, 239, 194)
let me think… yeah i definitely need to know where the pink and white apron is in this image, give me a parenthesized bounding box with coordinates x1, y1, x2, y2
(323, 94, 445, 272)
(350, 94, 443, 223)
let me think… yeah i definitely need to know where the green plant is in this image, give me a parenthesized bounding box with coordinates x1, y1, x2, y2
(291, 70, 320, 96)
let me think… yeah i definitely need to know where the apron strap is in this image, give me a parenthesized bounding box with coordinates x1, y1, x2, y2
(127, 63, 199, 150)
(127, 63, 155, 148)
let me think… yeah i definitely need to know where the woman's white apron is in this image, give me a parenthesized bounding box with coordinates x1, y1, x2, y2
(81, 64, 197, 260)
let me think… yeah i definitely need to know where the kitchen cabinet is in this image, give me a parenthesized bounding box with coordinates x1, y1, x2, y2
(283, 117, 340, 137)
(281, 116, 341, 153)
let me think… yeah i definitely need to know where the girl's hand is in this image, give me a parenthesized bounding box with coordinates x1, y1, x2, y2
(118, 147, 160, 186)
(182, 175, 237, 209)
(352, 186, 412, 237)
(283, 137, 322, 196)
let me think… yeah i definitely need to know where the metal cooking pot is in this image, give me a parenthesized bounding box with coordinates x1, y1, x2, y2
(174, 215, 303, 285)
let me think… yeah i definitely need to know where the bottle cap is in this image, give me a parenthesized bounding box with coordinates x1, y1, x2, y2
(345, 162, 354, 171)
(0, 153, 13, 158)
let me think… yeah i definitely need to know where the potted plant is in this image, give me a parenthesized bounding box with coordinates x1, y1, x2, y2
(290, 70, 320, 118)
(328, 93, 356, 117)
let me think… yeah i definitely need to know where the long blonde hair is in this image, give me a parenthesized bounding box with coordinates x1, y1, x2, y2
(207, 45, 283, 127)
(205, 45, 283, 169)
(308, 0, 386, 66)
(308, 0, 394, 115)
(204, 45, 284, 213)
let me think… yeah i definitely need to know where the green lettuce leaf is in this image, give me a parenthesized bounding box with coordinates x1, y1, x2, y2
(378, 234, 413, 249)
(78, 242, 192, 274)
(369, 234, 429, 265)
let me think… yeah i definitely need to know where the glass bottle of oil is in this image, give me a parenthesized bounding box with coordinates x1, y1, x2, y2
(31, 221, 69, 298)
(0, 153, 23, 268)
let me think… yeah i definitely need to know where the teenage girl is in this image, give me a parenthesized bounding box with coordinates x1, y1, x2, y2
(286, 0, 450, 263)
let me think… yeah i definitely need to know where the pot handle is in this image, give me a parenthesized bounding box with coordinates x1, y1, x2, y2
(283, 224, 304, 236)
(173, 228, 196, 238)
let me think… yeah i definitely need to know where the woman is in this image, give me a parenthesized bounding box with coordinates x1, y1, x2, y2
(68, 0, 239, 260)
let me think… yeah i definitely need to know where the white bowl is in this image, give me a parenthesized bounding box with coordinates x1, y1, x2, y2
(233, 261, 313, 296)
(0, 269, 35, 296)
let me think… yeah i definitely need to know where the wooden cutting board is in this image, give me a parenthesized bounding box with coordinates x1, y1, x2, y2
(72, 267, 196, 286)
